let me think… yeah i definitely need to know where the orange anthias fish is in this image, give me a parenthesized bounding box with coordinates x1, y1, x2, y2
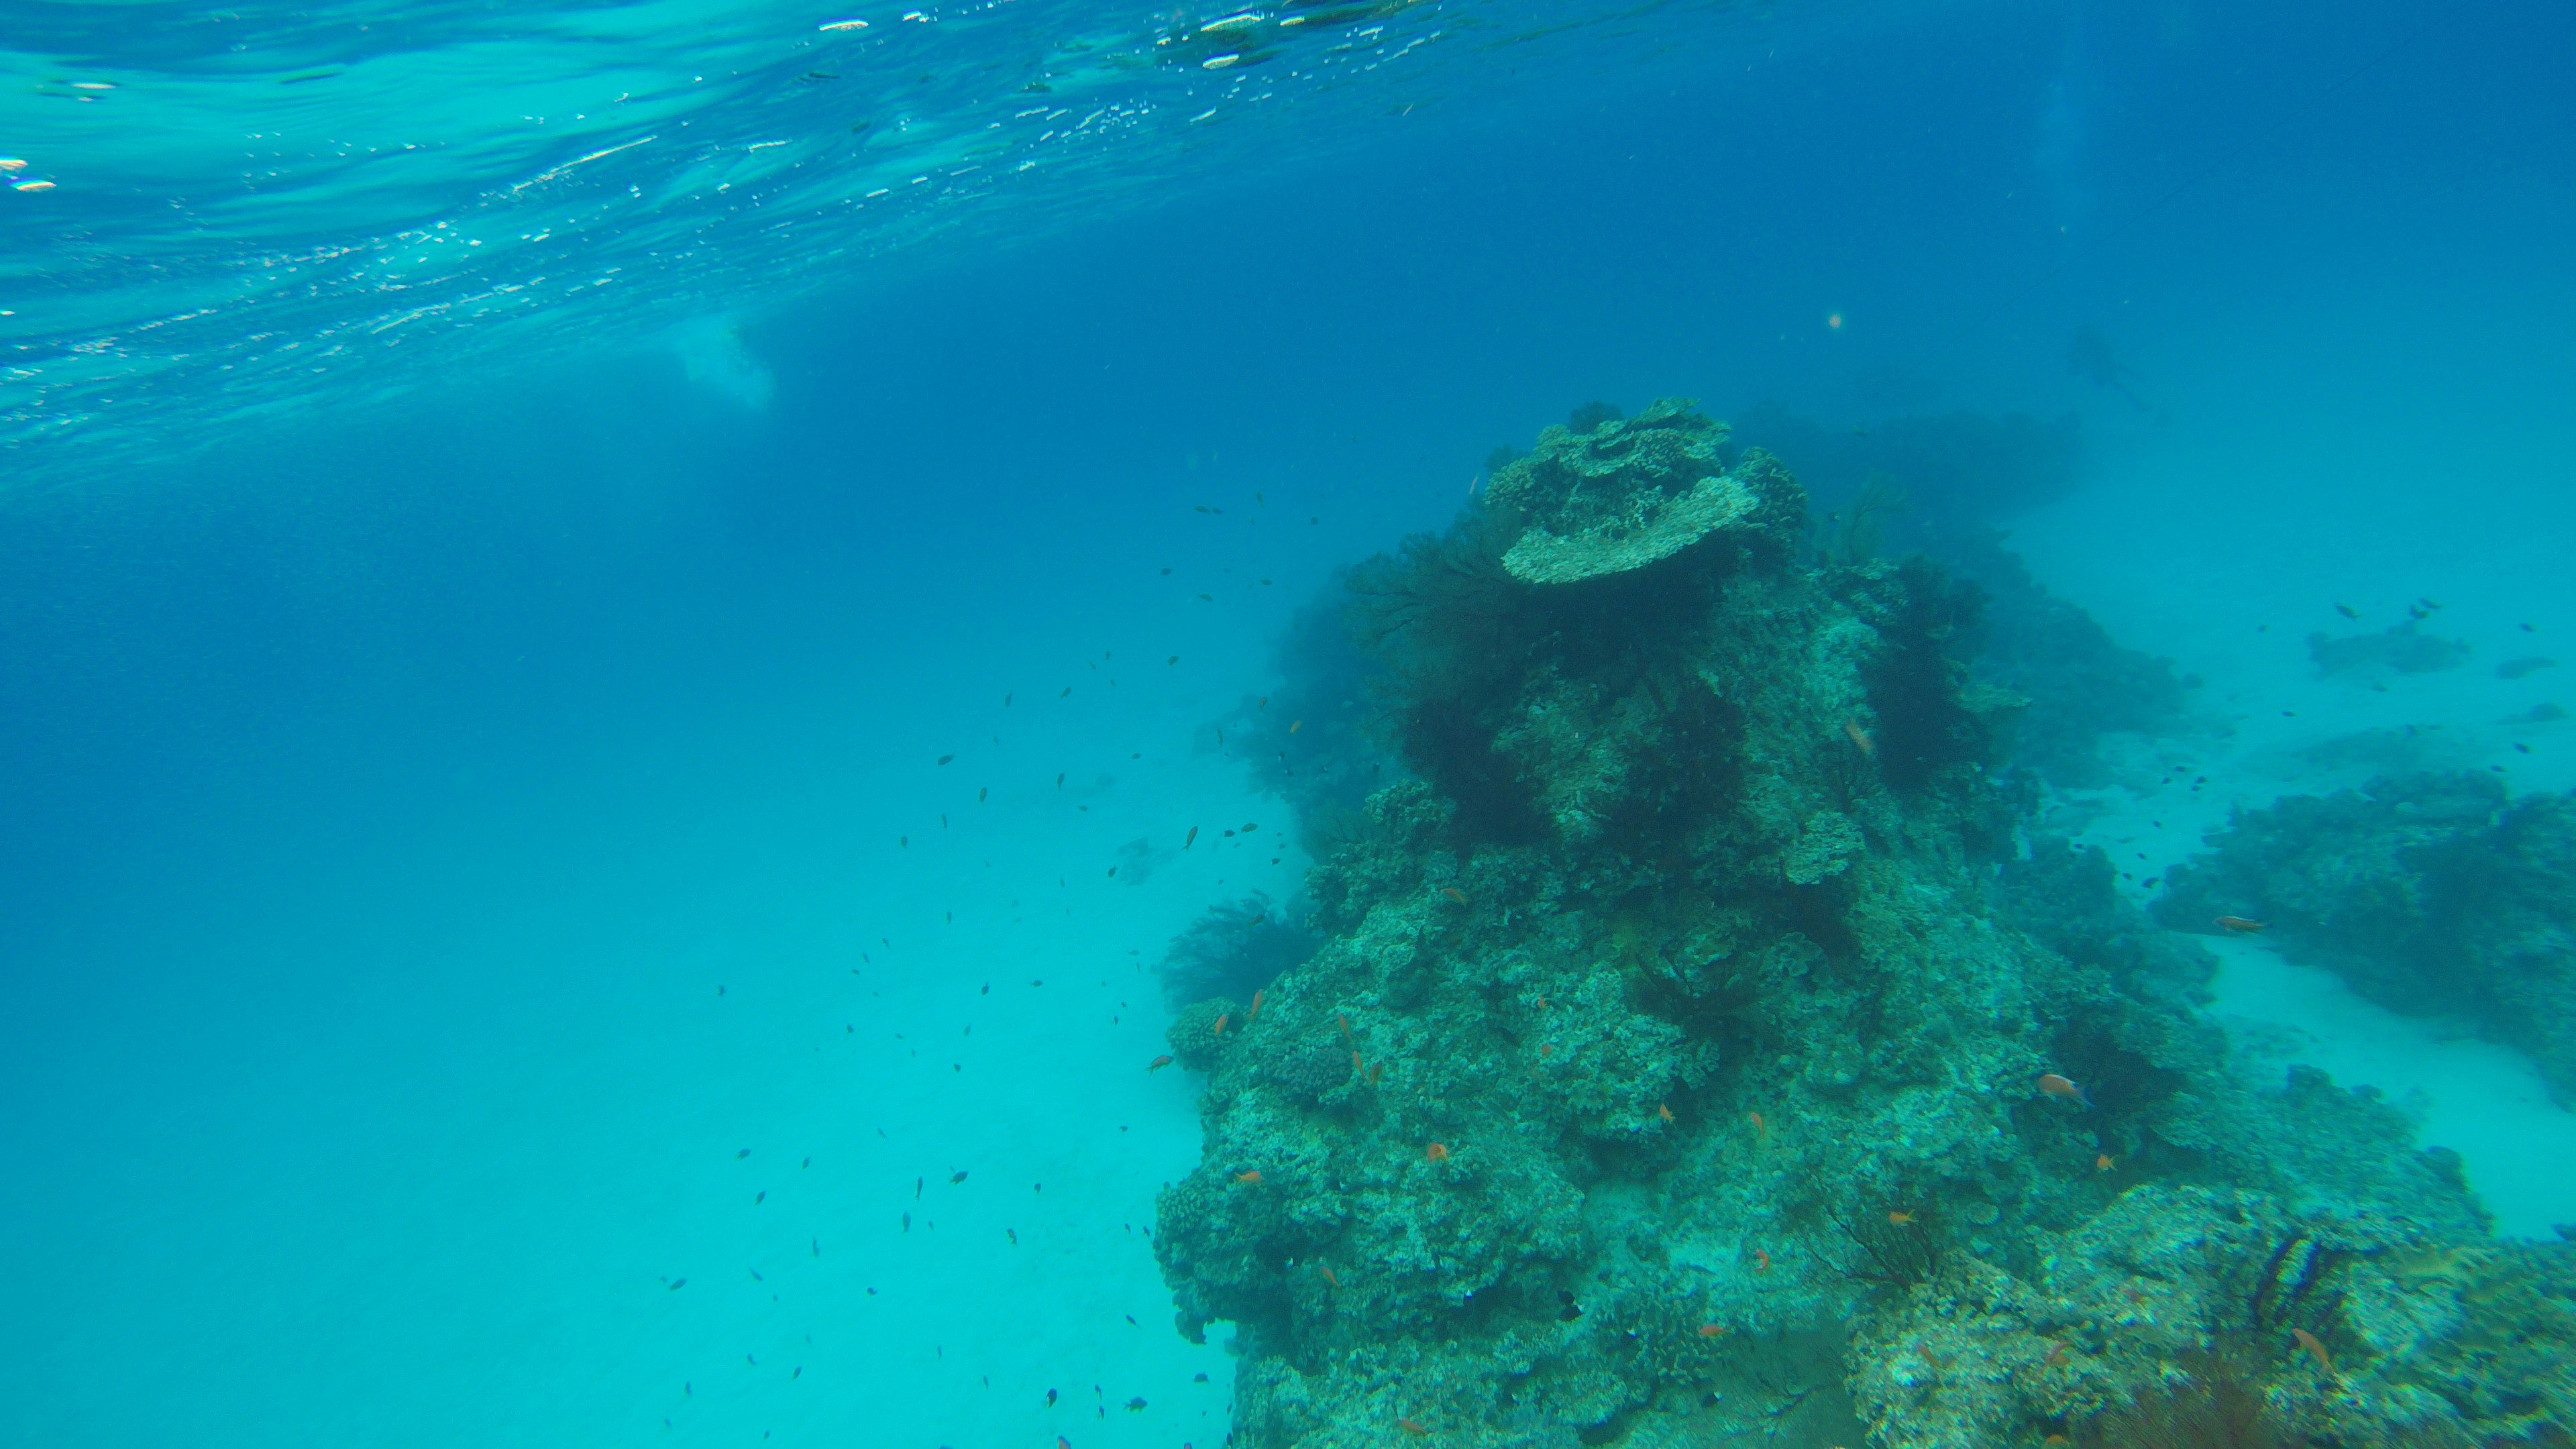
(1425, 1142, 1450, 1163)
(1397, 1419, 1429, 1436)
(2037, 1073, 2093, 1109)
(2216, 915, 2268, 933)
(1352, 1049, 1365, 1073)
(1843, 718, 1876, 757)
(2096, 1152, 2114, 1173)
(1657, 1103, 1674, 1123)
(1289, 720, 1303, 734)
(1337, 1012, 1354, 1043)
(1366, 1061, 1383, 1085)
(2045, 1342, 2071, 1367)
(1441, 886, 1468, 904)
(1148, 1055, 1175, 1073)
(1212, 1012, 1231, 1037)
(1751, 1248, 1772, 1274)
(1234, 1169, 1263, 1185)
(1319, 1264, 1341, 1289)
(1248, 988, 1265, 1022)
(1887, 1211, 1915, 1226)
(1748, 1111, 1768, 1139)
(1697, 1322, 1728, 1338)
(2292, 1328, 2336, 1375)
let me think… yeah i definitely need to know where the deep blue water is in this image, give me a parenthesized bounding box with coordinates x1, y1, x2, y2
(5, 1, 2573, 1444)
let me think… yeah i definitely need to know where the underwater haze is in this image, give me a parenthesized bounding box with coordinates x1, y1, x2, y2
(6, 0, 2576, 1445)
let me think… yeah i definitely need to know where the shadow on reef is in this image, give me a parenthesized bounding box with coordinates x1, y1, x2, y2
(2156, 771, 2576, 1106)
(1151, 401, 2573, 1449)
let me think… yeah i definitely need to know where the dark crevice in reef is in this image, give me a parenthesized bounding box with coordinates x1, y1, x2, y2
(1153, 402, 2574, 1449)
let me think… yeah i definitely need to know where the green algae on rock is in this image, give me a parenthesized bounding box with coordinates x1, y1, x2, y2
(1154, 402, 2570, 1449)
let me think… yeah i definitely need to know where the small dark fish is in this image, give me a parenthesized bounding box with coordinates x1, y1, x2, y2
(1241, 822, 1258, 833)
(754, 1191, 765, 1205)
(736, 1148, 751, 1159)
(915, 1176, 924, 1198)
(936, 753, 955, 765)
(1046, 1388, 1059, 1406)
(1167, 655, 1179, 664)
(951, 1171, 968, 1184)
(902, 1211, 911, 1232)
(1006, 1228, 1018, 1244)
(1059, 686, 1071, 698)
(1126, 1397, 1147, 1411)
(1004, 692, 1013, 705)
(977, 787, 987, 802)
(2334, 602, 2359, 619)
(749, 1268, 764, 1281)
(668, 1278, 688, 1290)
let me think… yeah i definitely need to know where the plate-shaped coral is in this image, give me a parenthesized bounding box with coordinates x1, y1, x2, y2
(1501, 471, 1756, 584)
(1487, 397, 1757, 584)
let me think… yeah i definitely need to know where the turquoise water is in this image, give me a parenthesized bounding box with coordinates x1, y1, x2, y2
(5, 1, 2573, 1446)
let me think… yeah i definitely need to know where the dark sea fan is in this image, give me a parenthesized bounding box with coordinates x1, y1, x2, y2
(1157, 894, 1316, 1010)
(2076, 1344, 2282, 1449)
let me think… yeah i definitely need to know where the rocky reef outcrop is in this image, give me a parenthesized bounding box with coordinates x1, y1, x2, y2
(1154, 403, 2573, 1448)
(2157, 771, 2576, 1106)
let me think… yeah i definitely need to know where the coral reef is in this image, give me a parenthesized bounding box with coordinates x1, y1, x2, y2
(1154, 402, 2567, 1447)
(1941, 532, 2190, 787)
(1732, 405, 2186, 785)
(2157, 771, 2576, 1103)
